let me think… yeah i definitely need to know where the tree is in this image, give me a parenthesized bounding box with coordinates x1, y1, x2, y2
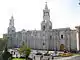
(18, 42, 31, 60)
(0, 37, 8, 51)
(2, 45, 12, 60)
(25, 48, 31, 60)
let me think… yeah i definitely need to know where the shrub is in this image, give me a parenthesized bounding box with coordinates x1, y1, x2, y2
(59, 53, 73, 57)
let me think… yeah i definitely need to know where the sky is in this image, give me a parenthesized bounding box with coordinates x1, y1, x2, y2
(0, 0, 80, 38)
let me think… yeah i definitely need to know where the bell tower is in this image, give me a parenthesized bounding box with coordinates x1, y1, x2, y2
(8, 16, 15, 34)
(41, 2, 52, 31)
(43, 2, 50, 20)
(7, 16, 16, 48)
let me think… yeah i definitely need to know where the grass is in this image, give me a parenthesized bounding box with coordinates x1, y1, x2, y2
(12, 58, 25, 60)
(73, 53, 80, 56)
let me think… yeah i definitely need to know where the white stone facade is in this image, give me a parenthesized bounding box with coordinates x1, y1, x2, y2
(6, 3, 80, 51)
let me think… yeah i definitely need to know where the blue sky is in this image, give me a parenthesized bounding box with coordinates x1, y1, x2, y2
(0, 0, 80, 37)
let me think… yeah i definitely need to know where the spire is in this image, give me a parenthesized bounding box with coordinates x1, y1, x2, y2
(45, 2, 48, 9)
(43, 2, 50, 20)
(11, 15, 14, 20)
(9, 15, 14, 27)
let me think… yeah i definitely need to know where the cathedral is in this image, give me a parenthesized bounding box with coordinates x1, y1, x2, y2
(6, 3, 80, 51)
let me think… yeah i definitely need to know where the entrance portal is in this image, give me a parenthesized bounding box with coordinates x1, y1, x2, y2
(60, 44, 64, 51)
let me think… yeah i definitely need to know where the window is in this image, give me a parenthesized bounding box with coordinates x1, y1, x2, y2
(44, 12, 49, 16)
(43, 42, 45, 45)
(49, 26, 52, 29)
(50, 36, 52, 40)
(12, 30, 14, 32)
(43, 34, 45, 36)
(43, 25, 45, 31)
(61, 35, 63, 39)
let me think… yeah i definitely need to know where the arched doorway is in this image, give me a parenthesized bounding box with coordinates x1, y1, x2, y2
(60, 44, 64, 51)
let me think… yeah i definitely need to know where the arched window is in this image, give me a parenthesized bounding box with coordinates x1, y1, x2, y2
(50, 35, 52, 40)
(43, 25, 45, 30)
(43, 42, 45, 45)
(12, 30, 14, 32)
(61, 35, 63, 39)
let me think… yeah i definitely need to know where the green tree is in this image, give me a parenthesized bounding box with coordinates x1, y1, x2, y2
(25, 48, 31, 60)
(2, 45, 12, 60)
(18, 42, 31, 60)
(0, 38, 7, 51)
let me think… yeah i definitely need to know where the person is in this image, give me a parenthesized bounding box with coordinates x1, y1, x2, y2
(64, 49, 67, 53)
(34, 56, 35, 60)
(52, 56, 54, 60)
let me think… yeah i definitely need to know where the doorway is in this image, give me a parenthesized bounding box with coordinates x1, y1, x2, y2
(60, 44, 64, 51)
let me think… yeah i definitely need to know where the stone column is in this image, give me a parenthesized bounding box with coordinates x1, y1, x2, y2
(64, 31, 68, 50)
(55, 31, 58, 51)
(56, 31, 60, 51)
(75, 26, 80, 51)
(67, 31, 71, 51)
(42, 31, 46, 50)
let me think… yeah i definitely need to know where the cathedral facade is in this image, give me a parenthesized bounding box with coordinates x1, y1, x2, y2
(6, 3, 80, 51)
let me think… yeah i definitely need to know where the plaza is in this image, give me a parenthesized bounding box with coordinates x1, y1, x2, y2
(7, 48, 80, 60)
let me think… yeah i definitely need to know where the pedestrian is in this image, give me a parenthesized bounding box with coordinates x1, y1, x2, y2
(52, 56, 54, 60)
(34, 56, 35, 60)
